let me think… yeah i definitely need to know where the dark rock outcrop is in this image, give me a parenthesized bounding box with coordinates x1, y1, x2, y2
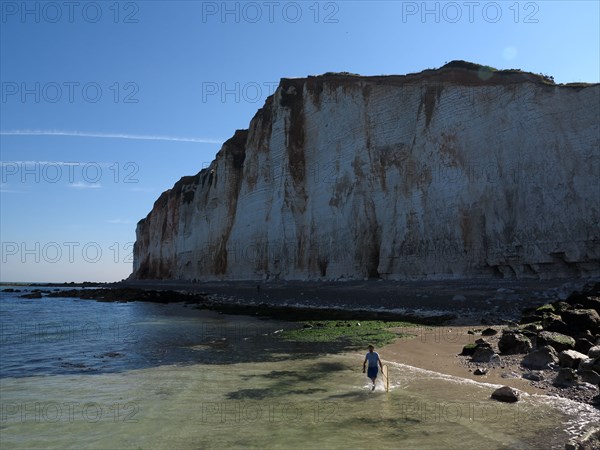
(554, 368, 578, 387)
(499, 331, 532, 354)
(522, 346, 559, 370)
(557, 350, 588, 369)
(471, 346, 495, 363)
(562, 309, 600, 334)
(537, 331, 576, 353)
(491, 386, 520, 403)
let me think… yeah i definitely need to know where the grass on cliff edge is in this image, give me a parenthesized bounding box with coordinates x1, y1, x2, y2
(279, 320, 421, 348)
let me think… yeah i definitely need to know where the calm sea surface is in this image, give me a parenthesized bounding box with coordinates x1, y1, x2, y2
(1, 286, 598, 449)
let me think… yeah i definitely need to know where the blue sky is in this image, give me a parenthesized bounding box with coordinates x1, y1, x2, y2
(1, 0, 599, 282)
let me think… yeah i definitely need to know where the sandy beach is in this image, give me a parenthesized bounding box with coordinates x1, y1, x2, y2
(381, 325, 547, 395)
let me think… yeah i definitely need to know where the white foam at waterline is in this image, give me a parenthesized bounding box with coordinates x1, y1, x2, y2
(345, 352, 600, 440)
(346, 352, 507, 390)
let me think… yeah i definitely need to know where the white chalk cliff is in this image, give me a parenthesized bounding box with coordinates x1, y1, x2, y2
(132, 62, 600, 281)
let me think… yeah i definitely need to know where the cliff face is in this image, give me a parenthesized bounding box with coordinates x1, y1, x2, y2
(132, 63, 600, 281)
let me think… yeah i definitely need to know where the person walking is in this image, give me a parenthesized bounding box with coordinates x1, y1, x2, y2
(363, 344, 383, 390)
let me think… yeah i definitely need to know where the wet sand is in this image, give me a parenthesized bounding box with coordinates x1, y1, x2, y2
(380, 326, 546, 395)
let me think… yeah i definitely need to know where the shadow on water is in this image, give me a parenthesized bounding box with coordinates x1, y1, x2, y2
(226, 387, 328, 400)
(227, 362, 349, 400)
(325, 390, 373, 401)
(344, 417, 422, 436)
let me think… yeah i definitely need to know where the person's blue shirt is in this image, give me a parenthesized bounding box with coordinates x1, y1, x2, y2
(365, 351, 380, 367)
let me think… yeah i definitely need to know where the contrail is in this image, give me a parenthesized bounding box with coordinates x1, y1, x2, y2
(0, 129, 224, 144)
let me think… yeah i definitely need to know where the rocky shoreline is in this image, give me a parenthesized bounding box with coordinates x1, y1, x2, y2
(84, 277, 599, 323)
(457, 282, 600, 410)
(38, 287, 452, 324)
(459, 327, 600, 407)
(14, 277, 593, 325)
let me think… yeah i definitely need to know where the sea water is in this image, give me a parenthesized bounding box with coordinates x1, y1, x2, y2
(1, 287, 598, 449)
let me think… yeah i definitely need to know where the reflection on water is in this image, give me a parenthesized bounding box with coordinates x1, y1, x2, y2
(1, 288, 599, 449)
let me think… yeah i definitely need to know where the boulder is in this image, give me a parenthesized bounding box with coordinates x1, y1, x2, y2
(522, 346, 559, 370)
(578, 297, 600, 315)
(481, 328, 498, 337)
(577, 382, 599, 392)
(551, 301, 571, 314)
(491, 386, 520, 403)
(474, 368, 488, 375)
(535, 304, 555, 318)
(537, 331, 576, 353)
(498, 331, 532, 354)
(566, 285, 600, 312)
(558, 350, 588, 369)
(575, 338, 594, 355)
(489, 354, 502, 365)
(561, 309, 600, 333)
(579, 358, 598, 372)
(520, 315, 541, 325)
(541, 314, 571, 334)
(521, 329, 539, 341)
(554, 368, 578, 387)
(521, 323, 543, 333)
(460, 344, 477, 356)
(501, 371, 520, 379)
(471, 346, 495, 363)
(522, 371, 544, 382)
(577, 370, 600, 386)
(588, 346, 600, 358)
(565, 288, 588, 306)
(542, 312, 562, 324)
(571, 330, 596, 342)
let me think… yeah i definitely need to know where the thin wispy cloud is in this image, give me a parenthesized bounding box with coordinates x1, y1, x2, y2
(0, 183, 27, 194)
(1, 129, 223, 144)
(70, 182, 101, 189)
(1, 161, 116, 167)
(107, 219, 132, 224)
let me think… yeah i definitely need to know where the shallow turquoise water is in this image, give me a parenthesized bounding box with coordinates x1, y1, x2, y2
(1, 287, 598, 449)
